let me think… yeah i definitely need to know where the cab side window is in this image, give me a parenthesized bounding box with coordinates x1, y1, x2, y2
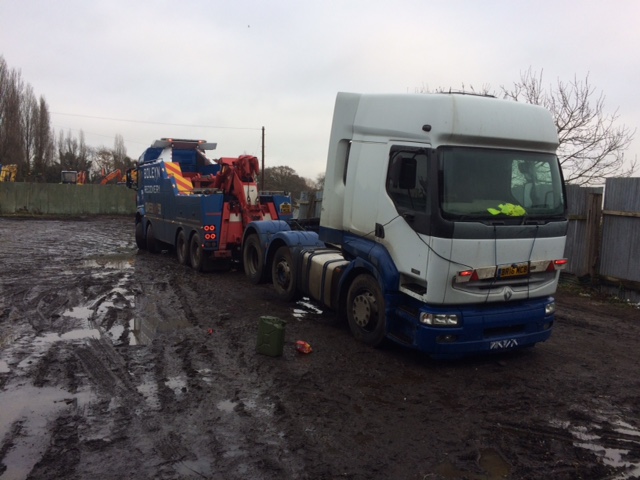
(386, 146, 428, 212)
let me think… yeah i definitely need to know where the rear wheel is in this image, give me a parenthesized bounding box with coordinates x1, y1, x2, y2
(176, 230, 190, 265)
(243, 234, 265, 284)
(190, 233, 205, 272)
(346, 274, 386, 347)
(271, 246, 299, 302)
(146, 223, 158, 253)
(135, 221, 146, 250)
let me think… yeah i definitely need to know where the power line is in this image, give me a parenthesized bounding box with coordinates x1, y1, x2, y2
(51, 125, 150, 147)
(50, 111, 261, 131)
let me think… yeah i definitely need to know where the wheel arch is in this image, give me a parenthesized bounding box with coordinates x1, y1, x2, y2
(242, 220, 294, 280)
(265, 230, 324, 282)
(337, 263, 379, 320)
(336, 249, 401, 323)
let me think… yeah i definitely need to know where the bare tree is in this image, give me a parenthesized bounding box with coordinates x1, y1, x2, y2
(1, 56, 56, 181)
(262, 165, 312, 201)
(0, 63, 26, 178)
(501, 69, 636, 185)
(113, 134, 127, 169)
(422, 69, 635, 185)
(21, 84, 38, 175)
(93, 146, 115, 177)
(33, 96, 55, 180)
(91, 135, 133, 180)
(58, 130, 92, 173)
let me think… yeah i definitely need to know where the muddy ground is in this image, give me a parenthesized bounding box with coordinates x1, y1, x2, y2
(0, 216, 639, 480)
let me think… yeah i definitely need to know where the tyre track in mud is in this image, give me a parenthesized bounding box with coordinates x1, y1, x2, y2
(130, 261, 311, 479)
(38, 247, 310, 479)
(0, 218, 145, 478)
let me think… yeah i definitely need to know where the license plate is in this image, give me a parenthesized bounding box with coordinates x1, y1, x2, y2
(497, 263, 529, 278)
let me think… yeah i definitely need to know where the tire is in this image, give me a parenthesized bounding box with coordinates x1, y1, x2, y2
(346, 274, 386, 347)
(243, 234, 265, 284)
(189, 233, 205, 272)
(146, 223, 158, 253)
(135, 221, 146, 250)
(271, 246, 300, 302)
(176, 230, 190, 266)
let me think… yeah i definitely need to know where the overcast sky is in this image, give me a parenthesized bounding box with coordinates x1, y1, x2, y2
(1, 0, 638, 181)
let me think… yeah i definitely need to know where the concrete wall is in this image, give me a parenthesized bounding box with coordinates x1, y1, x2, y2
(0, 183, 136, 215)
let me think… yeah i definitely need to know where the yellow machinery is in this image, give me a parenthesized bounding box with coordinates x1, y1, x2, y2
(0, 164, 17, 182)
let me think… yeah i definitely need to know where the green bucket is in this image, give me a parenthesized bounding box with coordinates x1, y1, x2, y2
(256, 316, 286, 357)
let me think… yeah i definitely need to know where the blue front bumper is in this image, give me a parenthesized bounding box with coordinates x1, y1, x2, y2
(387, 296, 555, 358)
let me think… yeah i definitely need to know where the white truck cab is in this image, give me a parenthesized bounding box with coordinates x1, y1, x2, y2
(283, 92, 567, 357)
(265, 93, 567, 357)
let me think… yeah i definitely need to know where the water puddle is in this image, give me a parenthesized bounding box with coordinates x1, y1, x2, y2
(107, 324, 125, 343)
(165, 375, 187, 395)
(14, 330, 101, 371)
(197, 368, 215, 384)
(0, 384, 94, 480)
(131, 314, 191, 345)
(174, 458, 214, 478)
(551, 417, 640, 478)
(293, 297, 323, 319)
(63, 305, 94, 321)
(435, 447, 511, 479)
(30, 329, 100, 344)
(59, 329, 101, 341)
(128, 318, 139, 346)
(217, 399, 237, 413)
(137, 379, 160, 410)
(83, 254, 134, 270)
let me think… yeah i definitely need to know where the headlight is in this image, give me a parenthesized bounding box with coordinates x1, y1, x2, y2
(420, 313, 459, 326)
(545, 301, 556, 316)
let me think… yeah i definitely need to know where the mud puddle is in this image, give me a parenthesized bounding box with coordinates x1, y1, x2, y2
(551, 413, 640, 479)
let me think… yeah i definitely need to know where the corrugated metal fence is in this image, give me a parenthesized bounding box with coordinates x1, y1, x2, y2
(564, 178, 640, 300)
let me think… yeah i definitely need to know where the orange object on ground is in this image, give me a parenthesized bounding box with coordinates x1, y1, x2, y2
(295, 340, 313, 354)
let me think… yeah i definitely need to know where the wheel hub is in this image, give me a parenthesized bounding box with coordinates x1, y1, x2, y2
(275, 261, 291, 288)
(352, 292, 376, 328)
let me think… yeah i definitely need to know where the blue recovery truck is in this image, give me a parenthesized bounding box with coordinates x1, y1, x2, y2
(258, 93, 569, 358)
(126, 138, 293, 271)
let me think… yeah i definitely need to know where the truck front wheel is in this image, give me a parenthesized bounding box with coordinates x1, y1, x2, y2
(271, 246, 299, 302)
(243, 234, 265, 284)
(346, 275, 386, 347)
(135, 221, 146, 250)
(176, 230, 190, 266)
(190, 233, 205, 272)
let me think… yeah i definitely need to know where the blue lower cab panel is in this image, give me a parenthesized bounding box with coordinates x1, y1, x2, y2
(388, 297, 554, 358)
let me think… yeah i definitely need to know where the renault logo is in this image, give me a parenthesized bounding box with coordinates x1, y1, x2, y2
(504, 288, 513, 301)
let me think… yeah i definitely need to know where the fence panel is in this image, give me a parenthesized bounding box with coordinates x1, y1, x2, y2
(0, 183, 135, 215)
(599, 178, 640, 284)
(564, 185, 602, 277)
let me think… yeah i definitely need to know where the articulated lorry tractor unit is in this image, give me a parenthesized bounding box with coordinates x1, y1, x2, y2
(129, 92, 568, 358)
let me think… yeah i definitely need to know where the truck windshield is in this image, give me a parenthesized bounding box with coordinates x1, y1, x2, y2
(439, 147, 565, 219)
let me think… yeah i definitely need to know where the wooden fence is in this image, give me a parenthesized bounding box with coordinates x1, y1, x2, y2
(564, 178, 640, 301)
